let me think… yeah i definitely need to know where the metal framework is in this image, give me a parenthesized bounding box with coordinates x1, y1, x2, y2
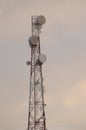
(27, 15, 47, 130)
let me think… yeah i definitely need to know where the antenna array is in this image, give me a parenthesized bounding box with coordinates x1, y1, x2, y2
(26, 15, 47, 130)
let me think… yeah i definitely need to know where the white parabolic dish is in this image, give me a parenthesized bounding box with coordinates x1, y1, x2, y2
(36, 15, 46, 25)
(29, 35, 38, 46)
(38, 54, 47, 64)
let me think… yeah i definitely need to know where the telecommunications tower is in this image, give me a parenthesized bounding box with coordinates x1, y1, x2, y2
(26, 15, 47, 130)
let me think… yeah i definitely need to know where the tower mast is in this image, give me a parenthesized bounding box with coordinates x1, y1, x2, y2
(27, 15, 47, 130)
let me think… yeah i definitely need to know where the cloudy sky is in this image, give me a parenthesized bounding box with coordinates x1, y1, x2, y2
(0, 0, 86, 130)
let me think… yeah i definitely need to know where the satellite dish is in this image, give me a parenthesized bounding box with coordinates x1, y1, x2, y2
(37, 54, 47, 65)
(26, 61, 31, 66)
(36, 15, 46, 25)
(29, 35, 38, 47)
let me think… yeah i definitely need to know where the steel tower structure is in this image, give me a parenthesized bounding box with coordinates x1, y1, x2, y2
(26, 15, 47, 130)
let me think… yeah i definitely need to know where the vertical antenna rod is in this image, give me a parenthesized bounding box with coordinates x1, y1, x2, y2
(26, 15, 47, 130)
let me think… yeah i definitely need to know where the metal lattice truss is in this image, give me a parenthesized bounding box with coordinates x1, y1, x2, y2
(27, 16, 47, 130)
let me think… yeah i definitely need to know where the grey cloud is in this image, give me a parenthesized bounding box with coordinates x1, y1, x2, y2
(45, 66, 86, 130)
